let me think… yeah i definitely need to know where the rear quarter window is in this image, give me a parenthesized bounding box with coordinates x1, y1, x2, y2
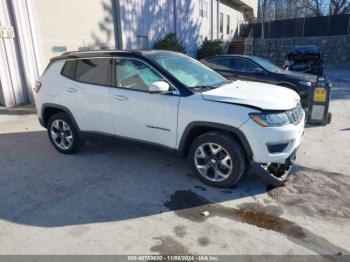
(75, 58, 113, 86)
(61, 60, 76, 79)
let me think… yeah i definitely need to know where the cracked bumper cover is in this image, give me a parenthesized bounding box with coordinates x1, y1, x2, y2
(240, 114, 305, 164)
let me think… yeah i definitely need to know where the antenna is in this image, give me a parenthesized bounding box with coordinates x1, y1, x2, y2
(82, 40, 87, 51)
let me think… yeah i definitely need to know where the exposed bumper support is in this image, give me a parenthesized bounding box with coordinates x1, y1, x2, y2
(248, 149, 297, 187)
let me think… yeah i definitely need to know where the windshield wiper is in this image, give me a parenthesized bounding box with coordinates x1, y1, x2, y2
(192, 81, 231, 92)
(192, 85, 217, 91)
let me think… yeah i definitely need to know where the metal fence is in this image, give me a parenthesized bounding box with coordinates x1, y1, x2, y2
(241, 14, 350, 38)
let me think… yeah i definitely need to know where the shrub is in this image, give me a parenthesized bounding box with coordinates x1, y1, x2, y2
(153, 33, 186, 53)
(197, 39, 224, 60)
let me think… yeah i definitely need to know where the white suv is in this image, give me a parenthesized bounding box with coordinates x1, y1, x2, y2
(34, 50, 305, 187)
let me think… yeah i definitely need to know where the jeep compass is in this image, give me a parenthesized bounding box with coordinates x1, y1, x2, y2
(34, 50, 305, 187)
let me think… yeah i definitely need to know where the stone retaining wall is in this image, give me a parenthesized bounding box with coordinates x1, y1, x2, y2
(249, 35, 350, 66)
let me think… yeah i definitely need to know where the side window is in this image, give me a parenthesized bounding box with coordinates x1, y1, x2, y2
(199, 0, 208, 18)
(226, 15, 230, 35)
(232, 58, 260, 73)
(75, 58, 112, 86)
(61, 60, 76, 79)
(207, 58, 232, 71)
(219, 12, 223, 34)
(116, 59, 164, 92)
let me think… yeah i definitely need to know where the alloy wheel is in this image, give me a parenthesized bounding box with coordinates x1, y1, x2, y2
(50, 119, 74, 150)
(194, 143, 233, 182)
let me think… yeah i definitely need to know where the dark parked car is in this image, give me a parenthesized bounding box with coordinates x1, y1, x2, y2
(201, 55, 322, 109)
(284, 45, 324, 76)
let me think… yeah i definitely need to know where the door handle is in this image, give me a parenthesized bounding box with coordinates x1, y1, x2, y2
(66, 87, 77, 93)
(112, 95, 129, 101)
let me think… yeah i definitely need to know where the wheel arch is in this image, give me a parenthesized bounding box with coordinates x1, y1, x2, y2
(41, 103, 80, 132)
(178, 122, 253, 161)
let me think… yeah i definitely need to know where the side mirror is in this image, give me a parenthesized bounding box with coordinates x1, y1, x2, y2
(149, 81, 170, 94)
(253, 68, 263, 74)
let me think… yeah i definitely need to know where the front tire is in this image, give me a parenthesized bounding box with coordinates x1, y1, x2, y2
(47, 112, 80, 154)
(188, 132, 246, 188)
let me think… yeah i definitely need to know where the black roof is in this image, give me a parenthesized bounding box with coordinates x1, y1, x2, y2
(49, 49, 182, 63)
(47, 49, 194, 97)
(201, 54, 265, 60)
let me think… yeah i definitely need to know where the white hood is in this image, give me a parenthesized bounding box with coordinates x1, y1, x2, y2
(201, 80, 300, 111)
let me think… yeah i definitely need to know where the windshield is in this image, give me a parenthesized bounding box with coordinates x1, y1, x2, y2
(252, 57, 283, 73)
(153, 54, 228, 90)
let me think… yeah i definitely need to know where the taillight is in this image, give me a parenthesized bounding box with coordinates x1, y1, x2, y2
(34, 81, 42, 93)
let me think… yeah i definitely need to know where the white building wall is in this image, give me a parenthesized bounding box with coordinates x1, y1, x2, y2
(0, 0, 257, 107)
(212, 0, 219, 40)
(175, 0, 198, 56)
(119, 0, 250, 57)
(196, 1, 210, 42)
(0, 0, 32, 106)
(148, 0, 175, 48)
(1, 0, 117, 107)
(119, 0, 175, 50)
(241, 0, 258, 17)
(10, 0, 44, 103)
(36, 0, 116, 65)
(218, 1, 244, 41)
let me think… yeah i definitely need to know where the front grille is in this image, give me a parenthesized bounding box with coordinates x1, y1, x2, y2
(287, 103, 304, 124)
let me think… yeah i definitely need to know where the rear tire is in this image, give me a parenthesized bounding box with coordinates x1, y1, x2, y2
(47, 112, 81, 154)
(188, 132, 246, 188)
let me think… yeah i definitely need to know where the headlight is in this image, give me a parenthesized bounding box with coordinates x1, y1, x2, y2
(249, 112, 290, 127)
(299, 80, 312, 87)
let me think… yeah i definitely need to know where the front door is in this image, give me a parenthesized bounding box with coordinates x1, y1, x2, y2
(109, 58, 180, 148)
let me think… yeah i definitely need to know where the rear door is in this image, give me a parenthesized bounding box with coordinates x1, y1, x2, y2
(59, 58, 114, 134)
(109, 57, 180, 148)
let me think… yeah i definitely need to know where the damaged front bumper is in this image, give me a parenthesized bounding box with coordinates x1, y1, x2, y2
(249, 149, 298, 187)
